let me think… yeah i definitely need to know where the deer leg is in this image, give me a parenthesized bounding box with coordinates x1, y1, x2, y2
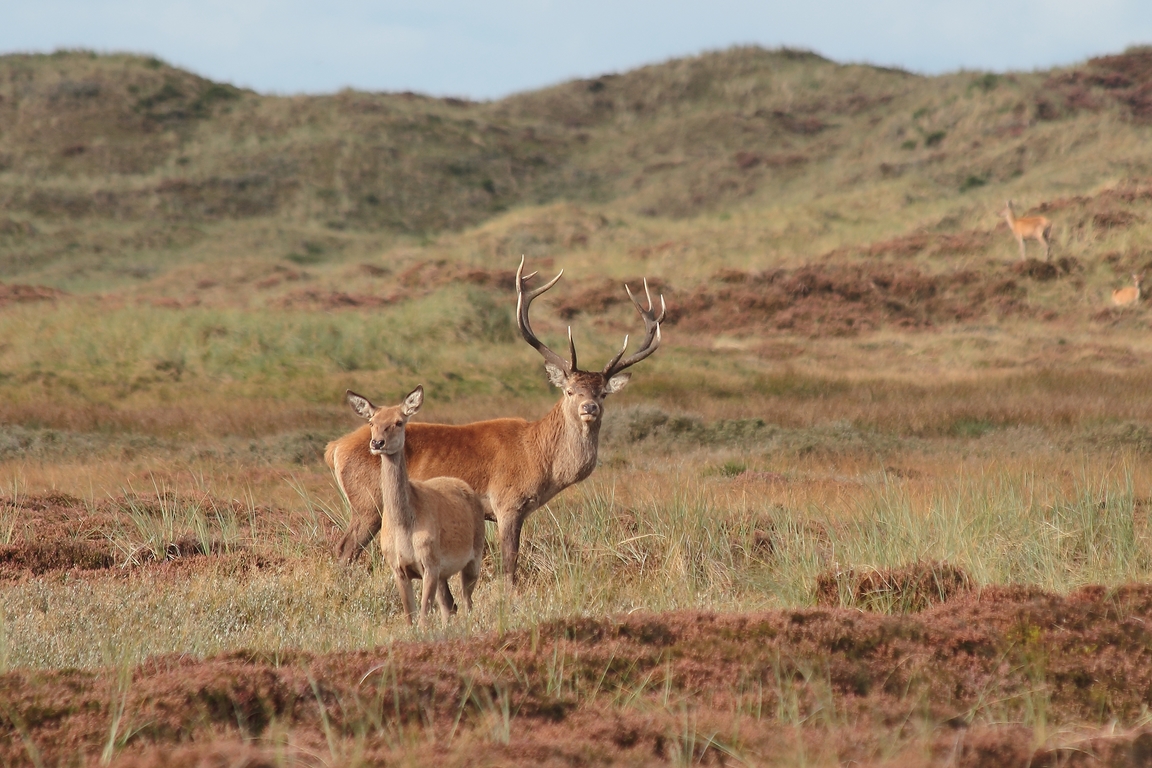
(335, 509, 382, 563)
(393, 566, 417, 625)
(497, 514, 526, 585)
(1018, 236, 1026, 260)
(460, 558, 480, 612)
(420, 564, 441, 623)
(436, 577, 458, 617)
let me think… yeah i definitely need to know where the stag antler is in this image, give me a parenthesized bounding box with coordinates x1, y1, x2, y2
(602, 278, 666, 377)
(518, 257, 666, 376)
(516, 255, 574, 373)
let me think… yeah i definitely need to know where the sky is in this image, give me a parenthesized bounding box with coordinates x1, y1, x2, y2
(3, 1, 1152, 100)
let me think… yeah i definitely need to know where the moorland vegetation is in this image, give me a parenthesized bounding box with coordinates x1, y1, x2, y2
(2, 45, 1152, 765)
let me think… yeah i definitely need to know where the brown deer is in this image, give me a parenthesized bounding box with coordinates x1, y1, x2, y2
(327, 257, 665, 584)
(1112, 273, 1143, 307)
(1000, 200, 1053, 261)
(345, 385, 485, 624)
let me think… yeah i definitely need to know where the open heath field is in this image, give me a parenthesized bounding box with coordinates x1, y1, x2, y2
(3, 46, 1152, 766)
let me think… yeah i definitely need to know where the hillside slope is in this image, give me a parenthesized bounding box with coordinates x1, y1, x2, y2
(2, 47, 1152, 292)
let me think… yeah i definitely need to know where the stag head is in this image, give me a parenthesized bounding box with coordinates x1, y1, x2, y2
(516, 256, 665, 425)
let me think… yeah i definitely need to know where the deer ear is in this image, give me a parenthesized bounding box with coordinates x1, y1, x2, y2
(605, 372, 632, 394)
(544, 363, 568, 388)
(346, 390, 376, 420)
(402, 386, 424, 417)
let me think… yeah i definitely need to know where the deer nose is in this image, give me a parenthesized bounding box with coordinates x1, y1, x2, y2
(580, 401, 600, 418)
(370, 439, 385, 452)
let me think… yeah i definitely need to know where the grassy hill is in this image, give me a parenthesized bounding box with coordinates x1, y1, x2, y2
(0, 46, 1151, 422)
(3, 46, 1152, 288)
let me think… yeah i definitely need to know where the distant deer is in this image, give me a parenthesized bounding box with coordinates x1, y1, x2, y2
(327, 257, 665, 584)
(345, 385, 485, 625)
(1112, 273, 1143, 307)
(1000, 200, 1053, 261)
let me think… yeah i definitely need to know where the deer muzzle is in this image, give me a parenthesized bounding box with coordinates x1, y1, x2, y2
(579, 401, 601, 422)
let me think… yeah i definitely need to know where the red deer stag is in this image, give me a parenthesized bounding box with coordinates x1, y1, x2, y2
(345, 385, 485, 625)
(327, 257, 665, 584)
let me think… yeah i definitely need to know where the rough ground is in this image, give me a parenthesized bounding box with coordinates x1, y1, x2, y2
(3, 494, 1152, 767)
(4, 584, 1152, 767)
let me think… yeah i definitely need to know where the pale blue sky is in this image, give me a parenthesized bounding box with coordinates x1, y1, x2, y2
(3, 1, 1151, 99)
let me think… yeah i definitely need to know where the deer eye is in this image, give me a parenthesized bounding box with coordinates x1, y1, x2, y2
(566, 389, 574, 396)
(394, 420, 403, 427)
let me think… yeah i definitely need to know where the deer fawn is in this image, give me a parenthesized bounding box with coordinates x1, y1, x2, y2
(345, 385, 485, 625)
(1112, 273, 1143, 307)
(1000, 200, 1053, 261)
(328, 257, 665, 584)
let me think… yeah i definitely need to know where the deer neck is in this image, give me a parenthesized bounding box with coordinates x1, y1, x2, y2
(1003, 208, 1016, 228)
(379, 449, 415, 533)
(535, 400, 601, 489)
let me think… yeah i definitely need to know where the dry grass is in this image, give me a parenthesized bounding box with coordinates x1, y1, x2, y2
(2, 442, 1150, 670)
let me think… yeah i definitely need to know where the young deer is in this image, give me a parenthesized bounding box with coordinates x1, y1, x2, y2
(328, 257, 665, 584)
(1112, 273, 1143, 307)
(1000, 200, 1053, 261)
(346, 385, 485, 625)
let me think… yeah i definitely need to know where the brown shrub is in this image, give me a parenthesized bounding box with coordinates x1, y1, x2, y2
(713, 267, 753, 284)
(734, 151, 760, 169)
(0, 217, 37, 236)
(1093, 209, 1141, 229)
(1011, 258, 1059, 281)
(8, 582, 1152, 765)
(814, 560, 973, 612)
(734, 151, 808, 170)
(0, 540, 114, 579)
(861, 232, 932, 258)
(1054, 256, 1084, 274)
(1044, 51, 1152, 121)
(1088, 50, 1152, 120)
(662, 262, 1022, 336)
(273, 289, 396, 310)
(356, 263, 390, 277)
(554, 277, 669, 319)
(462, 268, 517, 288)
(0, 282, 67, 306)
(821, 228, 992, 261)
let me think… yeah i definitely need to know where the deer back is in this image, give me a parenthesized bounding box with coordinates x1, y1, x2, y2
(327, 418, 550, 505)
(406, 419, 545, 494)
(1014, 215, 1051, 237)
(327, 428, 385, 517)
(1112, 286, 1140, 306)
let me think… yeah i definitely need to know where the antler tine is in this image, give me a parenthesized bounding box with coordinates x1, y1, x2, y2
(602, 278, 665, 376)
(629, 278, 667, 323)
(516, 256, 572, 373)
(516, 255, 563, 302)
(601, 334, 630, 374)
(567, 326, 578, 372)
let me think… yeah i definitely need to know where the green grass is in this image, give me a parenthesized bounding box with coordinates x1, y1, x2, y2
(102, 480, 243, 565)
